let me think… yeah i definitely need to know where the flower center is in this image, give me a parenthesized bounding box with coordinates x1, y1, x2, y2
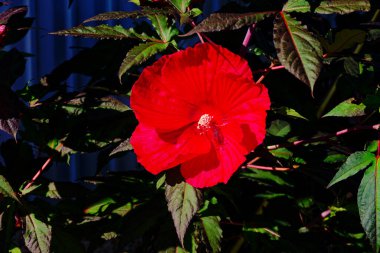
(197, 114, 214, 131)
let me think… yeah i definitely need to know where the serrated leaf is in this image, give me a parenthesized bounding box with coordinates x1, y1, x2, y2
(109, 138, 133, 156)
(0, 6, 27, 24)
(83, 7, 174, 23)
(24, 213, 52, 253)
(0, 175, 20, 203)
(182, 12, 274, 36)
(323, 98, 366, 117)
(328, 151, 375, 188)
(0, 118, 19, 139)
(168, 0, 190, 13)
(147, 14, 178, 42)
(98, 96, 130, 112)
(200, 216, 222, 253)
(283, 0, 370, 14)
(52, 24, 160, 41)
(273, 12, 322, 91)
(321, 29, 366, 53)
(165, 181, 203, 245)
(357, 156, 380, 252)
(118, 41, 169, 80)
(267, 119, 291, 137)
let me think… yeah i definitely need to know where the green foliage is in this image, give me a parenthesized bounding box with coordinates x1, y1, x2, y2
(0, 0, 379, 252)
(323, 98, 367, 117)
(273, 12, 323, 91)
(165, 181, 203, 245)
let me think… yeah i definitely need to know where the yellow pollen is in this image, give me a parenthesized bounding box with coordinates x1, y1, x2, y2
(197, 114, 213, 130)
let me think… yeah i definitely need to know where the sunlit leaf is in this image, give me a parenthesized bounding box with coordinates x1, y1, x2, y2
(273, 12, 322, 91)
(357, 156, 380, 252)
(274, 106, 308, 120)
(84, 197, 116, 215)
(147, 14, 178, 42)
(283, 0, 370, 14)
(0, 175, 20, 203)
(328, 151, 375, 188)
(270, 147, 293, 160)
(168, 0, 190, 13)
(118, 41, 169, 80)
(200, 216, 222, 253)
(51, 24, 160, 41)
(165, 181, 203, 245)
(24, 213, 52, 253)
(323, 98, 366, 118)
(182, 12, 274, 36)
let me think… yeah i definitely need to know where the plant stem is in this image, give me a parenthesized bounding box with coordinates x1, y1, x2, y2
(316, 73, 342, 118)
(266, 123, 380, 150)
(240, 24, 256, 56)
(23, 143, 63, 191)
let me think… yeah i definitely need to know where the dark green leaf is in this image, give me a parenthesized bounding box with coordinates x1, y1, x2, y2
(273, 12, 323, 91)
(83, 7, 174, 23)
(321, 29, 366, 53)
(274, 106, 309, 120)
(357, 156, 380, 252)
(0, 175, 20, 203)
(283, 0, 370, 14)
(240, 169, 293, 187)
(270, 147, 293, 160)
(328, 151, 375, 188)
(118, 41, 169, 80)
(267, 119, 291, 137)
(24, 213, 52, 253)
(200, 216, 222, 253)
(165, 181, 203, 245)
(323, 98, 366, 117)
(52, 24, 159, 41)
(182, 12, 274, 36)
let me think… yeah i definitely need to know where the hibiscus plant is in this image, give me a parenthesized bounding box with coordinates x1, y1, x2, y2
(1, 0, 380, 252)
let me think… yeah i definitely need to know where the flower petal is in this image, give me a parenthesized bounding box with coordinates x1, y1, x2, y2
(180, 132, 246, 188)
(131, 123, 210, 174)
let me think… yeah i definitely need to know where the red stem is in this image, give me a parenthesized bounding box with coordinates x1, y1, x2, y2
(23, 143, 63, 191)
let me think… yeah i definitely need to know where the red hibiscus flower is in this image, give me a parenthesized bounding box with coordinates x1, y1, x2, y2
(130, 43, 270, 188)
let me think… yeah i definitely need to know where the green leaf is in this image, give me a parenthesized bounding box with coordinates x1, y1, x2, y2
(84, 197, 116, 215)
(118, 41, 169, 80)
(0, 175, 20, 203)
(323, 98, 366, 117)
(357, 156, 380, 252)
(323, 153, 347, 164)
(273, 12, 323, 91)
(270, 147, 293, 160)
(147, 14, 178, 42)
(24, 213, 52, 253)
(200, 216, 222, 253)
(109, 138, 133, 156)
(182, 12, 274, 36)
(328, 151, 375, 188)
(241, 169, 293, 187)
(83, 7, 174, 23)
(321, 29, 366, 53)
(168, 0, 190, 13)
(283, 0, 371, 14)
(267, 119, 291, 137)
(165, 181, 203, 245)
(274, 106, 309, 120)
(97, 96, 131, 112)
(52, 24, 159, 41)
